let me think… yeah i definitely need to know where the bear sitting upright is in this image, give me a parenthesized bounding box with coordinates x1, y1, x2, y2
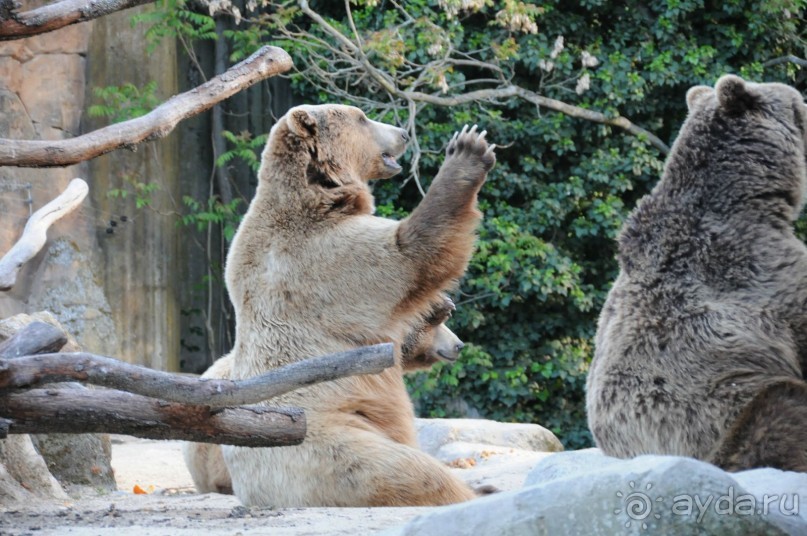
(182, 296, 465, 496)
(221, 104, 495, 506)
(587, 75, 807, 472)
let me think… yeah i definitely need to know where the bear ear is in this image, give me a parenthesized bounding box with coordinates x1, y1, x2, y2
(685, 86, 712, 111)
(715, 75, 758, 115)
(287, 108, 318, 139)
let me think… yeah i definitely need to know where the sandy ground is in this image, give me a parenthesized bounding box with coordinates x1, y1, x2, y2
(1, 435, 545, 535)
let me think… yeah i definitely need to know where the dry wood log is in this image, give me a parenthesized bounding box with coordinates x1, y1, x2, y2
(0, 388, 306, 446)
(0, 343, 395, 406)
(0, 0, 154, 40)
(0, 45, 293, 167)
(0, 321, 67, 358)
(0, 178, 89, 290)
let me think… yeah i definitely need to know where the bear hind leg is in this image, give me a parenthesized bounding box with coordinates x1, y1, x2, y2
(225, 425, 476, 507)
(711, 379, 807, 472)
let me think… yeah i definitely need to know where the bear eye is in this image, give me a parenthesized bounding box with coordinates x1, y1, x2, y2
(358, 115, 368, 124)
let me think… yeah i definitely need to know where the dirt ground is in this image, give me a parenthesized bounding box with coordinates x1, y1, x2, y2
(1, 435, 545, 535)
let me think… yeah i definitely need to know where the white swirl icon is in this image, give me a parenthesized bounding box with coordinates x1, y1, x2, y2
(614, 481, 663, 530)
(625, 490, 652, 520)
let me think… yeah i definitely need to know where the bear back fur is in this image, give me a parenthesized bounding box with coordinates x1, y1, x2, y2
(587, 75, 807, 469)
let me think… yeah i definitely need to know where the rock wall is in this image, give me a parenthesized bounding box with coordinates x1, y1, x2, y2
(0, 4, 180, 370)
(84, 7, 180, 371)
(0, 10, 120, 358)
(0, 4, 296, 372)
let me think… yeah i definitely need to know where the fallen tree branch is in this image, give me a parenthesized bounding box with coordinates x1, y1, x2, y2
(0, 343, 395, 406)
(0, 321, 68, 358)
(0, 45, 293, 167)
(0, 178, 88, 290)
(0, 0, 154, 40)
(0, 388, 306, 446)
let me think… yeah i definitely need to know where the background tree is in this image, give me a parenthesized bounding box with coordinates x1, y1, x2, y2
(127, 0, 806, 448)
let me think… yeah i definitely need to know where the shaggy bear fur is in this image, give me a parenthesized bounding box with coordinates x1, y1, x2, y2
(220, 104, 494, 506)
(586, 75, 807, 472)
(182, 297, 465, 496)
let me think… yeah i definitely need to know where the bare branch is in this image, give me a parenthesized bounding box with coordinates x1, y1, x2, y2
(0, 388, 306, 446)
(763, 55, 807, 68)
(294, 0, 670, 155)
(0, 46, 293, 167)
(0, 178, 88, 290)
(0, 0, 155, 40)
(0, 343, 395, 407)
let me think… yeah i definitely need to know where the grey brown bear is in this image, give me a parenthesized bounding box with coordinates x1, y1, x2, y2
(587, 75, 807, 472)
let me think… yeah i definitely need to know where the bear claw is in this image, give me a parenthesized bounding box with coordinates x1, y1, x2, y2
(445, 124, 496, 172)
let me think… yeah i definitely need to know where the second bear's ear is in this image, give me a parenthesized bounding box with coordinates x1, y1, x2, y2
(716, 75, 758, 115)
(287, 108, 318, 139)
(685, 86, 711, 111)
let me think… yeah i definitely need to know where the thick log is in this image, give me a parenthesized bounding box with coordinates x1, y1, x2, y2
(0, 343, 395, 406)
(0, 46, 293, 167)
(0, 178, 89, 291)
(0, 388, 306, 446)
(0, 0, 154, 40)
(0, 321, 68, 358)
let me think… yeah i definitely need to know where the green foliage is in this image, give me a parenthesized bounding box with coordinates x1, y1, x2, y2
(107, 176, 161, 209)
(88, 82, 160, 123)
(131, 0, 216, 51)
(180, 196, 243, 243)
(216, 130, 268, 173)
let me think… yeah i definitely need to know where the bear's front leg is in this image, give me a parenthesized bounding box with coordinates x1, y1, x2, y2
(396, 126, 496, 294)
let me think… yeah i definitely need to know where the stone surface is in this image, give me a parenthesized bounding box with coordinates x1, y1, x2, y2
(387, 450, 807, 536)
(415, 417, 564, 456)
(0, 435, 69, 503)
(30, 431, 116, 493)
(19, 54, 86, 137)
(27, 240, 120, 357)
(0, 313, 117, 502)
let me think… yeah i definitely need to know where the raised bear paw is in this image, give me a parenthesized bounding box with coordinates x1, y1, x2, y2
(424, 295, 456, 326)
(445, 124, 497, 178)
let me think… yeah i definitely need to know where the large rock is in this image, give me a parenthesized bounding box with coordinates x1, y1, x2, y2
(30, 431, 116, 494)
(0, 436, 69, 503)
(387, 450, 807, 535)
(414, 418, 563, 493)
(415, 418, 563, 456)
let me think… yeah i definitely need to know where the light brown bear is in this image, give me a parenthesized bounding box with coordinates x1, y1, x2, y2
(183, 297, 464, 495)
(587, 75, 807, 472)
(220, 104, 494, 507)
